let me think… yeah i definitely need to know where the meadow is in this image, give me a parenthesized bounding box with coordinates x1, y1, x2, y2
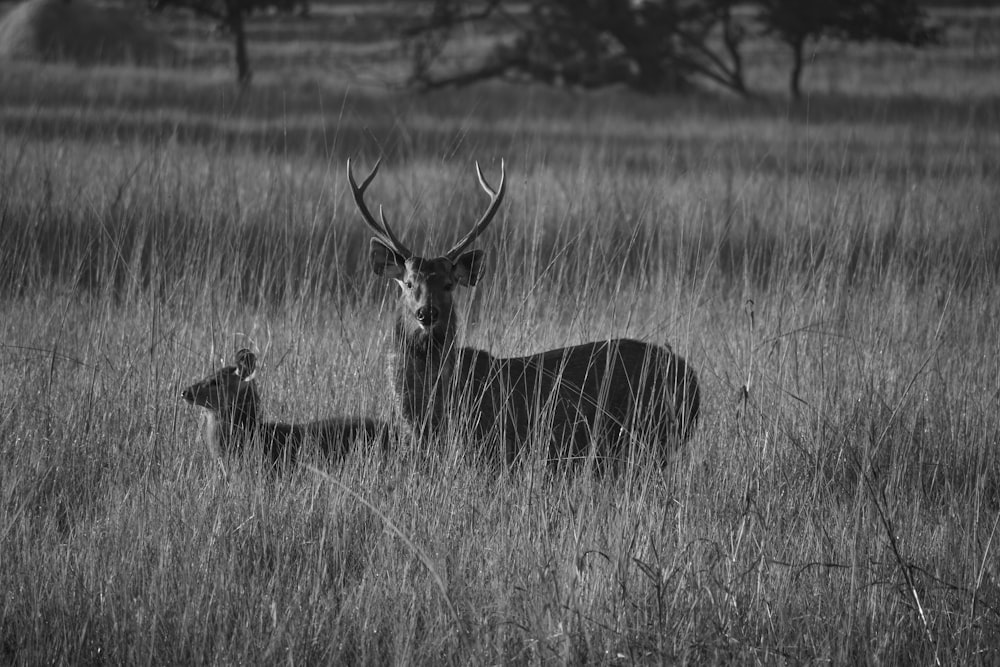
(2, 3, 1000, 663)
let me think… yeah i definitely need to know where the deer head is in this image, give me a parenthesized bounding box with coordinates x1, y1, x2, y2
(348, 158, 506, 340)
(182, 348, 260, 425)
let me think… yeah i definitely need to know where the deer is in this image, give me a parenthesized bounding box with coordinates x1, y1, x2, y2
(347, 158, 700, 470)
(181, 348, 391, 470)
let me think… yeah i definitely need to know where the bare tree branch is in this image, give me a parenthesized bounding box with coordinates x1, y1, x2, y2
(402, 0, 751, 96)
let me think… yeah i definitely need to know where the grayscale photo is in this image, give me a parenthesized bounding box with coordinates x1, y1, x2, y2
(1, 0, 996, 663)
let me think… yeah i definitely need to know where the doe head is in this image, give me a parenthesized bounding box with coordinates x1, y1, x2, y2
(181, 348, 259, 414)
(347, 158, 505, 333)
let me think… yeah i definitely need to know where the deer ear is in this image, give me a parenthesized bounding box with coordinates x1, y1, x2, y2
(370, 238, 406, 281)
(453, 250, 485, 286)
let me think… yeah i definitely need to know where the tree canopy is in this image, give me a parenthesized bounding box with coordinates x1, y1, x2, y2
(404, 0, 940, 98)
(755, 0, 940, 98)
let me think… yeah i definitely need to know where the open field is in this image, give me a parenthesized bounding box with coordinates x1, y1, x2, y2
(2, 3, 1000, 663)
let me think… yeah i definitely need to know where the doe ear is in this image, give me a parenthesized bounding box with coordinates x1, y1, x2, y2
(370, 238, 406, 281)
(453, 249, 485, 287)
(235, 349, 257, 379)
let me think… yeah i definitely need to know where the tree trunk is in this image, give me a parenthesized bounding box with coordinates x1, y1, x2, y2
(721, 9, 747, 96)
(225, 0, 251, 87)
(789, 36, 804, 100)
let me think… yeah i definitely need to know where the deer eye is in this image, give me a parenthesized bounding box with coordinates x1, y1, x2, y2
(404, 280, 413, 289)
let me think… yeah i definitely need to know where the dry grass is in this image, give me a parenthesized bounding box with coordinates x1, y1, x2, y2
(2, 5, 1000, 664)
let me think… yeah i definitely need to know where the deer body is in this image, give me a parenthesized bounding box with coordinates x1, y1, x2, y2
(392, 315, 697, 466)
(182, 349, 389, 469)
(348, 158, 699, 468)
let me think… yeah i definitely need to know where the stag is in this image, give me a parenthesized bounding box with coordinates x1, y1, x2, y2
(348, 159, 699, 468)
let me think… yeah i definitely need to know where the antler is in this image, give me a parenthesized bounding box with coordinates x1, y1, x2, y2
(346, 157, 412, 259)
(445, 159, 506, 261)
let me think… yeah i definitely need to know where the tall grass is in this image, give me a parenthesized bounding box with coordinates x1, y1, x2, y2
(3, 23, 1000, 664)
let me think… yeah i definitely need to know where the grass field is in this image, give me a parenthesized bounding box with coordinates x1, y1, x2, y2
(2, 3, 1000, 664)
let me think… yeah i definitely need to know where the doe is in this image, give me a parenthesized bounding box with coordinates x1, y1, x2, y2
(181, 348, 390, 470)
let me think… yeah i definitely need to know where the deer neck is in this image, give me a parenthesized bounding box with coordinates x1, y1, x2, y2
(392, 315, 458, 434)
(202, 398, 259, 457)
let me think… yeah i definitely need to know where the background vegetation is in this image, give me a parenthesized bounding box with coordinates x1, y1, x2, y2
(402, 0, 939, 99)
(1, 1, 999, 663)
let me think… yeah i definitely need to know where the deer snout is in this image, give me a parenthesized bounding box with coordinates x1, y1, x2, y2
(415, 306, 439, 326)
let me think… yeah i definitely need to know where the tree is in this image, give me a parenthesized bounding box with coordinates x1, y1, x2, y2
(405, 0, 750, 96)
(754, 0, 940, 99)
(148, 0, 309, 87)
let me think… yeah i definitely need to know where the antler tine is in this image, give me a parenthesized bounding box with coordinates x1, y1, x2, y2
(346, 157, 412, 259)
(346, 157, 381, 232)
(376, 205, 411, 259)
(445, 159, 506, 261)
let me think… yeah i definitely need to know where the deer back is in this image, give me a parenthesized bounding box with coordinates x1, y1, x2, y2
(451, 338, 699, 467)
